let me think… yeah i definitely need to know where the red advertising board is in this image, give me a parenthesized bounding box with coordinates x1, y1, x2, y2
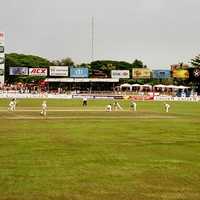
(127, 95, 154, 100)
(29, 68, 47, 76)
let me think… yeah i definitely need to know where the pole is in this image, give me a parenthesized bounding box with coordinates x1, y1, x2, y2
(91, 16, 94, 62)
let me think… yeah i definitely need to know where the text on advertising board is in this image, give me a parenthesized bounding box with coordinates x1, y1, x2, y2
(70, 68, 88, 78)
(9, 67, 28, 75)
(172, 69, 189, 79)
(111, 70, 129, 79)
(132, 68, 151, 79)
(152, 70, 171, 79)
(50, 66, 68, 76)
(29, 68, 47, 76)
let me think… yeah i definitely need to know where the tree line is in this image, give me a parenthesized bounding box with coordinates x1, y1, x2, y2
(4, 52, 200, 85)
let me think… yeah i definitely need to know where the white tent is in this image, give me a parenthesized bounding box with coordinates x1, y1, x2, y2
(142, 84, 152, 89)
(165, 85, 178, 89)
(154, 84, 166, 88)
(131, 84, 141, 91)
(132, 84, 141, 87)
(120, 83, 132, 91)
(177, 85, 190, 89)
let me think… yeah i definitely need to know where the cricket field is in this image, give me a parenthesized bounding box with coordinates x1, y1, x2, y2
(0, 99, 199, 200)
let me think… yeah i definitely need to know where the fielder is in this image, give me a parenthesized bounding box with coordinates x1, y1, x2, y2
(113, 101, 123, 111)
(41, 101, 47, 117)
(13, 98, 17, 111)
(164, 103, 170, 113)
(8, 99, 15, 111)
(82, 96, 88, 107)
(130, 101, 137, 112)
(113, 101, 118, 111)
(106, 104, 112, 112)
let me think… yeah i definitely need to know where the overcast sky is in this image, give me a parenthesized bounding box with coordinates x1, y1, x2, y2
(0, 0, 200, 68)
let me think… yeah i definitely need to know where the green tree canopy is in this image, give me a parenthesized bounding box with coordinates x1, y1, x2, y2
(132, 59, 144, 68)
(51, 57, 74, 66)
(6, 53, 50, 67)
(191, 54, 200, 68)
(5, 53, 50, 83)
(90, 60, 134, 76)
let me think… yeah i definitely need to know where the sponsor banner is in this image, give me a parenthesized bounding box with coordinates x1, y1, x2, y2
(111, 70, 130, 79)
(0, 32, 4, 83)
(0, 68, 4, 76)
(0, 46, 4, 53)
(171, 63, 189, 70)
(73, 78, 118, 82)
(45, 78, 119, 83)
(29, 68, 48, 76)
(70, 67, 88, 78)
(125, 95, 154, 100)
(0, 93, 73, 99)
(49, 66, 68, 76)
(192, 68, 200, 79)
(92, 70, 107, 78)
(189, 68, 200, 80)
(9, 67, 28, 75)
(0, 56, 4, 64)
(172, 69, 189, 79)
(152, 70, 171, 79)
(0, 32, 4, 45)
(154, 96, 199, 101)
(72, 95, 114, 99)
(132, 68, 151, 79)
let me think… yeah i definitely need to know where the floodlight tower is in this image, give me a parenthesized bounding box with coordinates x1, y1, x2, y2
(91, 16, 95, 62)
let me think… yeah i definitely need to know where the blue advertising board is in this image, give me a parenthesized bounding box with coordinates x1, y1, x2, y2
(9, 67, 28, 75)
(152, 70, 171, 79)
(70, 68, 88, 78)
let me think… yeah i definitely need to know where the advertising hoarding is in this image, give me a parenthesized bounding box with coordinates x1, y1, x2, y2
(171, 63, 189, 70)
(132, 68, 151, 79)
(49, 66, 68, 76)
(0, 69, 4, 76)
(0, 57, 4, 64)
(45, 78, 119, 83)
(29, 68, 48, 76)
(0, 46, 4, 53)
(0, 32, 4, 45)
(172, 69, 189, 79)
(9, 67, 28, 75)
(91, 70, 107, 78)
(111, 70, 129, 79)
(188, 68, 200, 80)
(152, 70, 171, 79)
(0, 32, 4, 83)
(70, 68, 88, 78)
(192, 68, 200, 79)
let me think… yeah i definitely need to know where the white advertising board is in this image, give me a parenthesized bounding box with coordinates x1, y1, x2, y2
(111, 70, 130, 79)
(49, 66, 68, 76)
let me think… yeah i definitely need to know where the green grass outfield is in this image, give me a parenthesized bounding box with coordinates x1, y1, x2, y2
(0, 99, 200, 200)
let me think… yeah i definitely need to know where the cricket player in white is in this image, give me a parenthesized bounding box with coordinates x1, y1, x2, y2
(113, 101, 123, 111)
(13, 98, 17, 111)
(116, 102, 123, 110)
(113, 102, 118, 111)
(8, 99, 15, 111)
(41, 101, 47, 116)
(82, 96, 88, 106)
(164, 103, 170, 113)
(130, 101, 137, 112)
(106, 104, 112, 112)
